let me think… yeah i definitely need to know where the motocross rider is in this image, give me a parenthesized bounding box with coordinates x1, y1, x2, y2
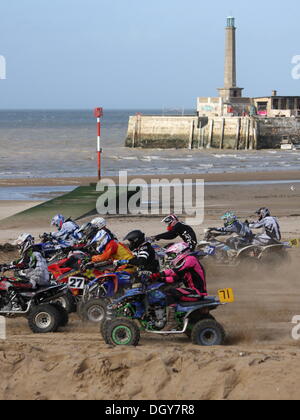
(151, 245, 208, 330)
(153, 214, 198, 251)
(213, 212, 253, 250)
(250, 208, 282, 246)
(121, 230, 160, 274)
(13, 234, 51, 289)
(88, 218, 135, 274)
(51, 214, 82, 244)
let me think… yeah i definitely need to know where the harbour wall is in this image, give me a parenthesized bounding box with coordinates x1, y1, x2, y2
(125, 115, 300, 149)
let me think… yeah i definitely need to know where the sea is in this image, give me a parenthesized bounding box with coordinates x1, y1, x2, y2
(0, 109, 300, 200)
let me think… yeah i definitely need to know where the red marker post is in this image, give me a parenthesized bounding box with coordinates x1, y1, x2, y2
(94, 107, 103, 180)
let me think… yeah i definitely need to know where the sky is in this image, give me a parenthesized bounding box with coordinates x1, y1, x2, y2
(0, 0, 299, 109)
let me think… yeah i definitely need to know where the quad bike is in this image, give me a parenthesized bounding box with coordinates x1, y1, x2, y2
(37, 233, 75, 263)
(77, 267, 133, 323)
(198, 229, 263, 269)
(198, 229, 292, 270)
(0, 265, 69, 334)
(101, 273, 234, 347)
(48, 251, 110, 313)
(38, 233, 88, 264)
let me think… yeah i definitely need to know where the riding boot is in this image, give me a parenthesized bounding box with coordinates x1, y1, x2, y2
(164, 306, 178, 331)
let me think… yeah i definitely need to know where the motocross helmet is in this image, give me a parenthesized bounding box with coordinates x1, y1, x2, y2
(123, 230, 145, 251)
(91, 217, 107, 230)
(221, 212, 237, 226)
(162, 214, 179, 229)
(256, 208, 271, 221)
(165, 242, 189, 262)
(51, 214, 65, 230)
(78, 222, 98, 241)
(15, 233, 35, 256)
(90, 229, 112, 253)
(170, 251, 190, 270)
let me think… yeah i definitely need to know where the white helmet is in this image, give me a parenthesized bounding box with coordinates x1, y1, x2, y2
(14, 233, 35, 256)
(91, 217, 107, 230)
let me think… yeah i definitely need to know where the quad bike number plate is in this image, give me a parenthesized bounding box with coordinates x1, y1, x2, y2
(204, 246, 216, 256)
(289, 239, 300, 248)
(218, 288, 235, 304)
(68, 277, 85, 290)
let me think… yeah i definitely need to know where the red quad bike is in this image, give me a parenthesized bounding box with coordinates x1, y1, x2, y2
(48, 251, 113, 314)
(0, 265, 69, 334)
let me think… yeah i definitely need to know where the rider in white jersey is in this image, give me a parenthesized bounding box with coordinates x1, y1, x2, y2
(250, 208, 281, 246)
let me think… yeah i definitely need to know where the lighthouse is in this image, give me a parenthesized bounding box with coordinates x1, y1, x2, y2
(218, 17, 244, 100)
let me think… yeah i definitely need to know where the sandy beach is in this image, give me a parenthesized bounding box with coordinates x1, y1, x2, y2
(0, 170, 299, 400)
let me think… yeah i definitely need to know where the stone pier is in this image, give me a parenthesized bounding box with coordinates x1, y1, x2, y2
(125, 114, 300, 150)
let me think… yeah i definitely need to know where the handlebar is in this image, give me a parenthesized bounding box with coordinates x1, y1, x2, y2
(205, 229, 224, 237)
(80, 260, 115, 272)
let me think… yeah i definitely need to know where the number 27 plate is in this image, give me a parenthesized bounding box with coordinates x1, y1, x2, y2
(218, 288, 235, 304)
(68, 277, 85, 290)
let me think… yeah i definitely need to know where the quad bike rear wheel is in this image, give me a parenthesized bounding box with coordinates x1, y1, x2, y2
(191, 319, 225, 346)
(28, 304, 61, 334)
(103, 318, 140, 346)
(185, 314, 215, 338)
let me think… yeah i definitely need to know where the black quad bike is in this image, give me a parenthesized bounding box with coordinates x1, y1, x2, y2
(0, 265, 69, 334)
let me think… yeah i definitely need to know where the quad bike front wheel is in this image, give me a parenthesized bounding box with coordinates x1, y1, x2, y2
(103, 318, 140, 346)
(81, 299, 109, 323)
(191, 319, 225, 346)
(28, 304, 62, 334)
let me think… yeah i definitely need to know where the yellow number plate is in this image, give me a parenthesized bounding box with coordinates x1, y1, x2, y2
(218, 288, 235, 304)
(290, 239, 300, 248)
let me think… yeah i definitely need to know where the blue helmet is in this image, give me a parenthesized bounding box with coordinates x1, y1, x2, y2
(90, 229, 112, 253)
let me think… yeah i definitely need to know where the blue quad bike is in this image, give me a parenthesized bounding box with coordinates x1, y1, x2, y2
(77, 270, 133, 323)
(37, 233, 75, 263)
(101, 276, 234, 347)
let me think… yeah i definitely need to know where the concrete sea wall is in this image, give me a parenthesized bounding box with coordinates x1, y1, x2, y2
(125, 115, 300, 149)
